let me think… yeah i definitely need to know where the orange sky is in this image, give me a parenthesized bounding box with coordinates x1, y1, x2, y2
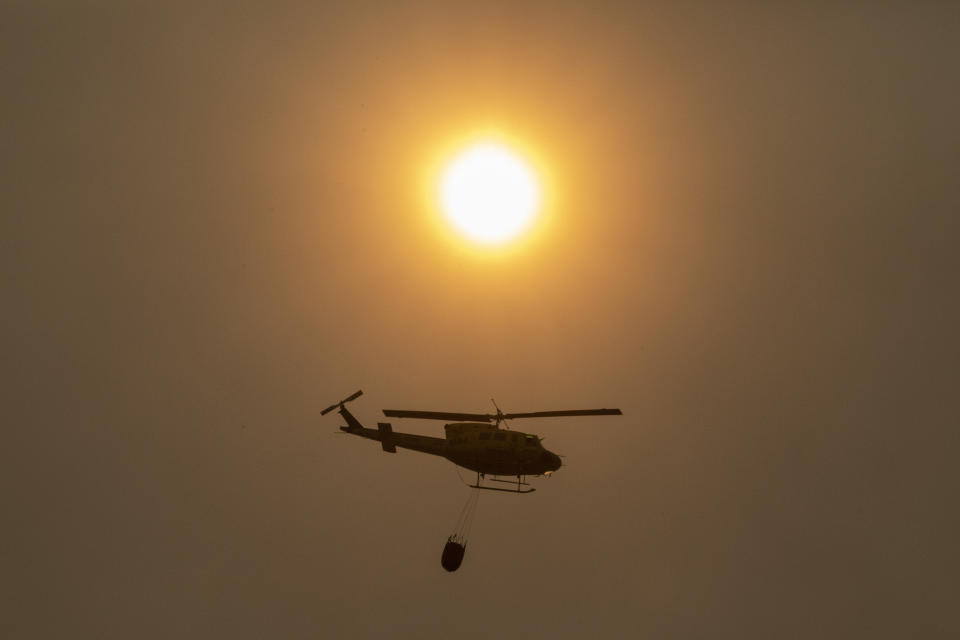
(2, 2, 958, 638)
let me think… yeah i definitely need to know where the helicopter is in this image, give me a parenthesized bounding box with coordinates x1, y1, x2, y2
(322, 390, 622, 493)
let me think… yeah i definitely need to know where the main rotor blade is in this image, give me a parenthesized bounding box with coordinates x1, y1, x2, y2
(382, 409, 493, 422)
(501, 408, 623, 419)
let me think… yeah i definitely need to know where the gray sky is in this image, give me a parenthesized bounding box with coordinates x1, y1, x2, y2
(2, 2, 958, 638)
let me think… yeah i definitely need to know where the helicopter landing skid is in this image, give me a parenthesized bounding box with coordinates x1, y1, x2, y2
(469, 473, 536, 494)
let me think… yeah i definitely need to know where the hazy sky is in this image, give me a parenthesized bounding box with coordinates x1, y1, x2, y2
(2, 2, 958, 638)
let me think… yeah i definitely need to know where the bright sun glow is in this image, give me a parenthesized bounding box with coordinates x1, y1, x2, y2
(439, 142, 541, 246)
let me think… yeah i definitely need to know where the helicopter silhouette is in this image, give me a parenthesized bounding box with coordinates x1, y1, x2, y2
(322, 390, 622, 493)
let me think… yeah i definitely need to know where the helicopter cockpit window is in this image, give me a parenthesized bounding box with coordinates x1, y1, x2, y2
(525, 436, 538, 447)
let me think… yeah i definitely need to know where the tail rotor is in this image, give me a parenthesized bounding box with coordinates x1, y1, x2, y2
(321, 389, 363, 416)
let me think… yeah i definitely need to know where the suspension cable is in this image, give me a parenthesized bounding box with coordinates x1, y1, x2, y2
(450, 469, 481, 544)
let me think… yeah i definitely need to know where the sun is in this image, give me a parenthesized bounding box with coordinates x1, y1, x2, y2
(438, 141, 541, 246)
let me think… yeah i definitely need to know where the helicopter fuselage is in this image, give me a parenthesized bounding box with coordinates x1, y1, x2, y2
(442, 422, 562, 476)
(338, 413, 562, 477)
